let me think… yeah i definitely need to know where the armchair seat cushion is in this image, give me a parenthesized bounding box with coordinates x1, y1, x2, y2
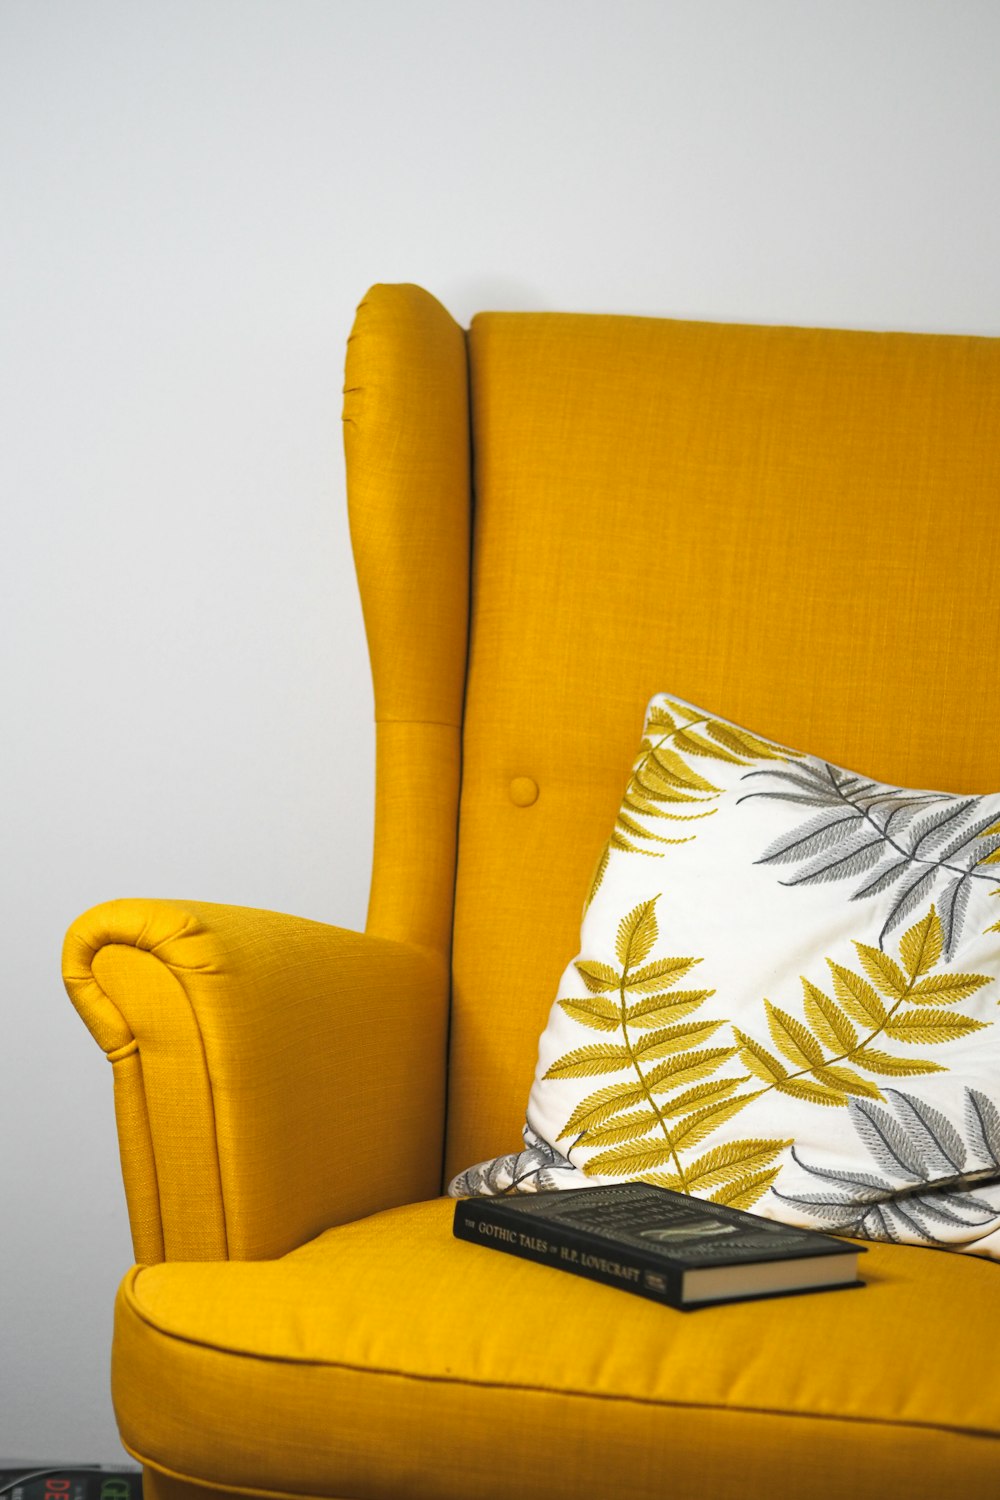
(116, 1198, 999, 1500)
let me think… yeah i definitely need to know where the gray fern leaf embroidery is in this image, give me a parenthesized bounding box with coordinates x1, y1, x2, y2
(774, 1087, 1000, 1246)
(741, 760, 1000, 954)
(447, 1126, 583, 1198)
(966, 1088, 1000, 1166)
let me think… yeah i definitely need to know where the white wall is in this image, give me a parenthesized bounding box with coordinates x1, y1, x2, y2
(3, 0, 999, 1464)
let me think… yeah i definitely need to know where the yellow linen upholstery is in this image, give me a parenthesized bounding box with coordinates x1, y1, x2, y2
(63, 898, 447, 1262)
(449, 312, 1000, 1176)
(343, 285, 471, 958)
(62, 286, 1000, 1497)
(116, 1198, 999, 1500)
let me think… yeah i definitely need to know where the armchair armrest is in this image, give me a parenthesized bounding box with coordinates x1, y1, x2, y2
(63, 898, 448, 1264)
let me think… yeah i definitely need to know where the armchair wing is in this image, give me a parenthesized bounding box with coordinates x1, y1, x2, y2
(63, 898, 448, 1263)
(61, 285, 472, 1278)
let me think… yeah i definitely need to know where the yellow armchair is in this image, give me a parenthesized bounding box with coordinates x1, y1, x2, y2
(62, 898, 448, 1263)
(64, 285, 1000, 1499)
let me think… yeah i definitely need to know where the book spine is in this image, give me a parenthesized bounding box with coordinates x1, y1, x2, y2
(453, 1202, 685, 1308)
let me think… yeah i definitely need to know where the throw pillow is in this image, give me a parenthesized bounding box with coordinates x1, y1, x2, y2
(449, 693, 1000, 1260)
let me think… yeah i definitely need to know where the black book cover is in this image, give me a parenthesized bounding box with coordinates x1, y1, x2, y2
(454, 1181, 864, 1309)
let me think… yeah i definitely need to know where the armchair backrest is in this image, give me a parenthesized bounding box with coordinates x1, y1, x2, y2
(344, 285, 1000, 1183)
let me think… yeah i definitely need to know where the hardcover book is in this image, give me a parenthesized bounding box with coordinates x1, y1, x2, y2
(454, 1182, 865, 1309)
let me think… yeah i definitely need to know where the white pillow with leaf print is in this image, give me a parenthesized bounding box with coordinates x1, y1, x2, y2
(449, 692, 1000, 1261)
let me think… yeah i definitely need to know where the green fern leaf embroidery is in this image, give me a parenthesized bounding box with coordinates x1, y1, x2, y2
(586, 701, 799, 905)
(851, 1047, 945, 1077)
(630, 1020, 726, 1061)
(584, 1140, 678, 1176)
(882, 1013, 987, 1045)
(733, 1029, 788, 1084)
(736, 906, 992, 1109)
(828, 963, 889, 1026)
(800, 981, 858, 1052)
(557, 1081, 649, 1138)
(577, 1108, 664, 1148)
(775, 1077, 848, 1107)
(765, 1001, 825, 1069)
(906, 974, 993, 1005)
(667, 1138, 790, 1195)
(643, 1048, 739, 1091)
(853, 945, 909, 1001)
(625, 991, 713, 1026)
(549, 897, 785, 1192)
(645, 745, 719, 791)
(557, 997, 622, 1032)
(668, 1093, 764, 1152)
(811, 1063, 883, 1099)
(544, 1043, 633, 1079)
(710, 1167, 784, 1210)
(625, 957, 699, 990)
(657, 1076, 749, 1118)
(615, 900, 658, 967)
(899, 907, 943, 979)
(575, 960, 621, 993)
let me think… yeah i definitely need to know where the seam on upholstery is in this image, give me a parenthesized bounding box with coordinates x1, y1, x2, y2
(373, 715, 461, 728)
(152, 954, 230, 1260)
(108, 1038, 140, 1063)
(99, 943, 230, 1260)
(111, 1043, 165, 1264)
(122, 1295, 1000, 1444)
(126, 1446, 361, 1500)
(438, 319, 475, 1195)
